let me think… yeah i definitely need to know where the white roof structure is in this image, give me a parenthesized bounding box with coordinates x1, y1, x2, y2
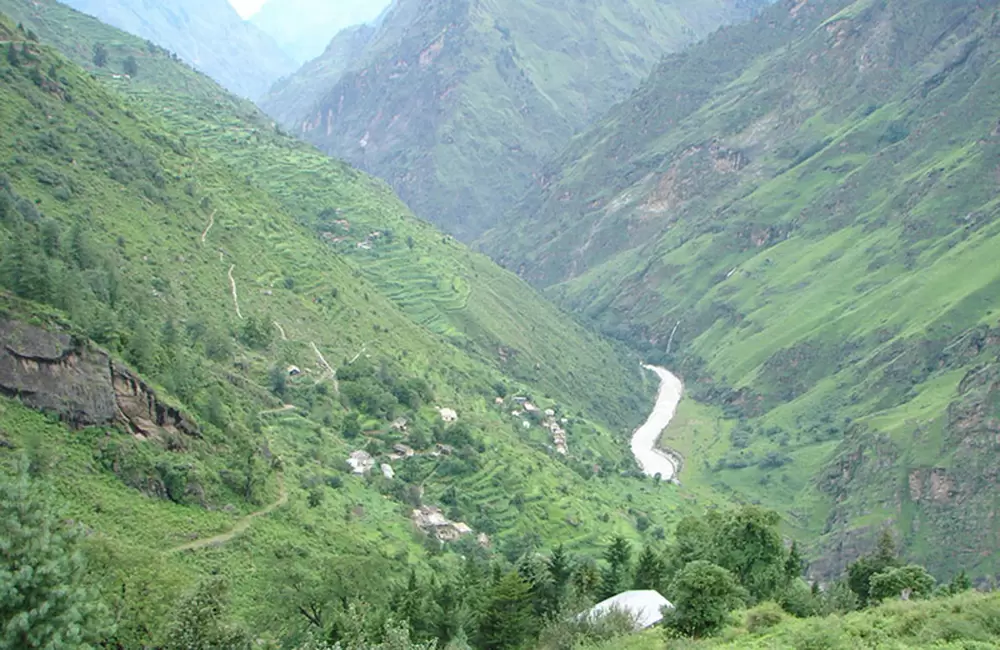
(585, 590, 673, 630)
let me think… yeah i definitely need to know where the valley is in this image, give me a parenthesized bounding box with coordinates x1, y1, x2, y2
(1, 0, 999, 648)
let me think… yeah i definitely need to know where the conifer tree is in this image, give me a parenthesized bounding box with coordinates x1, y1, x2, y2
(847, 529, 901, 606)
(123, 55, 138, 77)
(0, 457, 107, 648)
(633, 545, 667, 592)
(598, 535, 633, 600)
(6, 43, 19, 67)
(92, 43, 108, 68)
(545, 544, 574, 615)
(784, 541, 805, 581)
(476, 572, 534, 650)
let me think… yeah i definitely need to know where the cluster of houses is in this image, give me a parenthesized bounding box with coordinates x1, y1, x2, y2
(411, 505, 476, 542)
(499, 396, 570, 455)
(347, 450, 396, 479)
(356, 230, 385, 250)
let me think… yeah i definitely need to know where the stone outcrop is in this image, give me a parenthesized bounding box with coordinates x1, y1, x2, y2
(0, 319, 198, 437)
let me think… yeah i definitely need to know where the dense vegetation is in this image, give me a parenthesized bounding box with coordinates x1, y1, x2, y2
(484, 0, 1000, 581)
(0, 6, 712, 647)
(261, 0, 771, 239)
(6, 452, 993, 648)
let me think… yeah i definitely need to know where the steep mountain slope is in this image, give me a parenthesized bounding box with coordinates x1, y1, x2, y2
(261, 23, 376, 127)
(484, 0, 1000, 579)
(0, 5, 714, 644)
(261, 0, 772, 240)
(58, 0, 295, 98)
(250, 0, 391, 65)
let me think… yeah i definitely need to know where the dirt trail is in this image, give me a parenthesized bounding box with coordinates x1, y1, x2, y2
(200, 209, 216, 245)
(258, 404, 297, 416)
(169, 477, 288, 553)
(228, 264, 243, 319)
(310, 341, 339, 393)
(274, 321, 288, 341)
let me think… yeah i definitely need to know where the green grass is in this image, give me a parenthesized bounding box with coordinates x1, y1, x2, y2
(593, 591, 1000, 650)
(484, 0, 1000, 578)
(0, 8, 740, 643)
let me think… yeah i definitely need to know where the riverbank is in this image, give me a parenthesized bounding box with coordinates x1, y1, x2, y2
(630, 365, 684, 482)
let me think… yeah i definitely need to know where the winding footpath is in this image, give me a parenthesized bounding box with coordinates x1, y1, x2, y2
(630, 365, 684, 481)
(169, 476, 288, 554)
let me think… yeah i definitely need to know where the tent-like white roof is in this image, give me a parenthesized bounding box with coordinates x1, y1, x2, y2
(585, 590, 674, 630)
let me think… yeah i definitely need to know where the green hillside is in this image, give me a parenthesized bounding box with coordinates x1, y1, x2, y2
(59, 0, 297, 99)
(0, 6, 718, 646)
(484, 0, 1000, 580)
(261, 0, 772, 240)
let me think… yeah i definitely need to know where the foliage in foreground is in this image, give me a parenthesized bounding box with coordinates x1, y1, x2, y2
(593, 591, 1000, 650)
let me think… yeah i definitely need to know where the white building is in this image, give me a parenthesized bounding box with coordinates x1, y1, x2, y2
(584, 590, 674, 630)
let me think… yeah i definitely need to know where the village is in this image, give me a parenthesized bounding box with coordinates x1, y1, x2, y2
(342, 395, 571, 545)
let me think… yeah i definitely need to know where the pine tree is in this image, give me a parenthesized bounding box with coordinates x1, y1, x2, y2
(545, 544, 574, 615)
(571, 559, 600, 601)
(5, 43, 19, 67)
(847, 529, 901, 606)
(598, 535, 633, 600)
(0, 457, 108, 648)
(92, 43, 108, 68)
(476, 572, 534, 650)
(947, 569, 972, 595)
(633, 545, 667, 592)
(516, 554, 552, 621)
(123, 55, 139, 77)
(784, 541, 805, 581)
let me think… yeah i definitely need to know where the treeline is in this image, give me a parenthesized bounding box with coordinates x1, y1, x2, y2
(5, 456, 979, 650)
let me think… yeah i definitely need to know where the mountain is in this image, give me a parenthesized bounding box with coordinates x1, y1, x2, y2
(261, 22, 376, 127)
(56, 0, 296, 98)
(483, 0, 1000, 579)
(260, 0, 773, 241)
(250, 0, 391, 65)
(0, 1, 734, 643)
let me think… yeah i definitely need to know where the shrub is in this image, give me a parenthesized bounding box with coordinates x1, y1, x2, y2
(745, 601, 786, 633)
(664, 561, 747, 638)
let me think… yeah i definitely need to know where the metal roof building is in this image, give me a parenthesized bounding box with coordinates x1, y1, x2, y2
(585, 590, 674, 630)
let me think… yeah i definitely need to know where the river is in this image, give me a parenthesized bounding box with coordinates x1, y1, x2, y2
(630, 365, 684, 481)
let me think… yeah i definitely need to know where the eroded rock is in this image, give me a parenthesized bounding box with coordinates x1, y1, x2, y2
(0, 318, 198, 437)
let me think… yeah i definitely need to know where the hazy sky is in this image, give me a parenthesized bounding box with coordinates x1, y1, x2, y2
(228, 0, 267, 18)
(228, 0, 390, 20)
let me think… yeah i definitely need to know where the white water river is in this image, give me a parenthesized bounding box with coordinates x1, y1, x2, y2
(630, 365, 684, 481)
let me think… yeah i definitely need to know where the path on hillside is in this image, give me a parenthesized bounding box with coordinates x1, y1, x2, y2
(200, 209, 216, 244)
(228, 264, 243, 319)
(274, 321, 288, 341)
(630, 365, 684, 482)
(169, 476, 288, 553)
(310, 341, 339, 393)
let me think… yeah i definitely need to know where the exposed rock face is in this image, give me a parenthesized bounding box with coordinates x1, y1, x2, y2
(0, 319, 197, 437)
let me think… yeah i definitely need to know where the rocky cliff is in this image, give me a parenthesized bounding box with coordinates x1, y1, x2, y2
(0, 319, 197, 438)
